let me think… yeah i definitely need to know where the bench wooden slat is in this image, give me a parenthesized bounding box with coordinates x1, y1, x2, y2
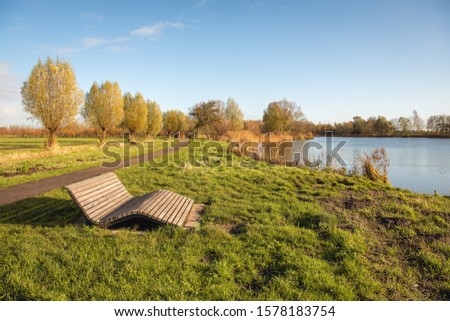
(170, 197, 192, 225)
(174, 199, 194, 226)
(158, 193, 185, 223)
(82, 188, 131, 213)
(100, 192, 159, 224)
(149, 191, 180, 222)
(167, 196, 190, 225)
(135, 190, 170, 214)
(67, 173, 117, 194)
(89, 193, 132, 222)
(71, 179, 124, 200)
(78, 181, 128, 210)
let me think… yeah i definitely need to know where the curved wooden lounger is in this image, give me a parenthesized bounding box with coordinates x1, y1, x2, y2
(66, 172, 203, 229)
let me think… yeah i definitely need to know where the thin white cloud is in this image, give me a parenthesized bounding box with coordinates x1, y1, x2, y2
(41, 21, 187, 55)
(249, 0, 265, 9)
(194, 0, 210, 8)
(130, 22, 186, 39)
(107, 45, 133, 53)
(81, 37, 128, 49)
(42, 37, 130, 54)
(82, 12, 105, 22)
(6, 15, 27, 32)
(0, 63, 29, 126)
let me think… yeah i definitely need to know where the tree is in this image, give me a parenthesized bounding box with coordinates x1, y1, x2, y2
(427, 114, 450, 133)
(333, 121, 353, 136)
(82, 81, 124, 144)
(189, 100, 224, 139)
(352, 116, 366, 135)
(176, 110, 187, 134)
(123, 92, 148, 141)
(262, 99, 303, 133)
(21, 57, 83, 148)
(427, 115, 439, 132)
(398, 116, 412, 132)
(145, 100, 163, 139)
(390, 118, 400, 132)
(224, 98, 244, 131)
(164, 110, 186, 137)
(438, 115, 450, 133)
(374, 116, 394, 136)
(365, 117, 377, 136)
(412, 110, 424, 132)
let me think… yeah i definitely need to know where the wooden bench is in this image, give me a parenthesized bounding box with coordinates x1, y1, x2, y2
(66, 172, 203, 229)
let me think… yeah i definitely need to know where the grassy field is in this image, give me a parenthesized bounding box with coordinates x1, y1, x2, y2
(0, 137, 97, 153)
(0, 140, 449, 300)
(0, 137, 164, 189)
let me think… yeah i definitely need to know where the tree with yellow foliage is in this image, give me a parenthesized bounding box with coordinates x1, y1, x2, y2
(123, 92, 148, 141)
(83, 81, 124, 145)
(21, 57, 83, 148)
(164, 110, 186, 137)
(145, 100, 163, 139)
(225, 98, 244, 131)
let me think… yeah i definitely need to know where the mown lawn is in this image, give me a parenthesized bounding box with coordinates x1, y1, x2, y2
(0, 137, 164, 189)
(0, 141, 448, 300)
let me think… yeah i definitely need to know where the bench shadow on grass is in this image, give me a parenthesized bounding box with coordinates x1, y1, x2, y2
(0, 196, 161, 231)
(0, 196, 82, 227)
(108, 217, 161, 231)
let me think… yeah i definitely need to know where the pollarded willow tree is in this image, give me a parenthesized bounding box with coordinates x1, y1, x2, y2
(123, 92, 148, 141)
(21, 57, 83, 148)
(145, 100, 163, 139)
(83, 81, 124, 144)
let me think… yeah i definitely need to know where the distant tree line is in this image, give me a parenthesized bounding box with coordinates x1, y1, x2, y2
(305, 110, 449, 137)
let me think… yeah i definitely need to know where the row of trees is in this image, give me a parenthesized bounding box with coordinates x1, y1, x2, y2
(21, 58, 248, 147)
(83, 84, 164, 144)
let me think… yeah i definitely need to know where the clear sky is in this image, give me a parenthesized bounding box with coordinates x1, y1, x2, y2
(0, 0, 449, 126)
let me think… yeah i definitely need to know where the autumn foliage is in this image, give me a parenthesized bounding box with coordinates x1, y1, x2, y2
(21, 58, 84, 147)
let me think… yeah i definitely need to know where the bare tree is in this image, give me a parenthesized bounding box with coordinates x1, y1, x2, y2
(412, 110, 424, 132)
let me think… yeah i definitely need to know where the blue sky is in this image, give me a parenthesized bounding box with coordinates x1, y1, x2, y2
(0, 0, 449, 126)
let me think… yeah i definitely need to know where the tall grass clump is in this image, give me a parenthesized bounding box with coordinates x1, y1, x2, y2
(353, 148, 390, 184)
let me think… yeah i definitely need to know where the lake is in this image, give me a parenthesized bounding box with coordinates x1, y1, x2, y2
(304, 137, 450, 195)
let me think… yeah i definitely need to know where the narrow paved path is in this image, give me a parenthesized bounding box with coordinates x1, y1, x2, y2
(0, 141, 189, 207)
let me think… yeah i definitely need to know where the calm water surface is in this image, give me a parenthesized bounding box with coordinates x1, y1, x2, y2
(310, 137, 450, 195)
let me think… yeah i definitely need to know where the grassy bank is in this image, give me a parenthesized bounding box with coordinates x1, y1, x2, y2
(0, 141, 448, 300)
(0, 137, 163, 189)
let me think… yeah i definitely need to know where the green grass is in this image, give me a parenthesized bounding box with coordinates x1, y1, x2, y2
(0, 137, 164, 189)
(0, 141, 448, 300)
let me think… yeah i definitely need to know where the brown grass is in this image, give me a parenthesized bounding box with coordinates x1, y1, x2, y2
(220, 130, 293, 143)
(0, 145, 97, 164)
